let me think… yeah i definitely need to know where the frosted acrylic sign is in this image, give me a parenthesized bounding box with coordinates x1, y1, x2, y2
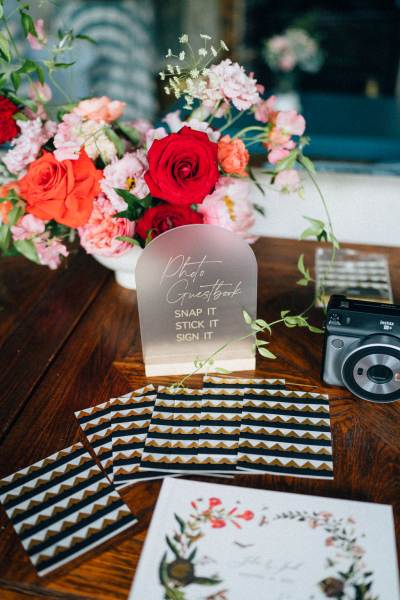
(136, 224, 257, 376)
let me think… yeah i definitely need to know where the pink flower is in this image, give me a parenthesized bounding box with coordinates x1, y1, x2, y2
(198, 177, 257, 243)
(193, 59, 260, 111)
(35, 238, 68, 269)
(264, 125, 296, 164)
(54, 113, 117, 163)
(28, 82, 52, 104)
(3, 119, 57, 174)
(145, 126, 168, 149)
(100, 150, 149, 211)
(78, 194, 135, 257)
(269, 35, 290, 53)
(254, 96, 277, 123)
(273, 169, 301, 193)
(276, 110, 306, 136)
(73, 96, 126, 123)
(163, 111, 220, 142)
(27, 19, 47, 50)
(11, 214, 45, 240)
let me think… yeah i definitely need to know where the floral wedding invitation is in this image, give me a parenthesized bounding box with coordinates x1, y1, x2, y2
(130, 478, 399, 600)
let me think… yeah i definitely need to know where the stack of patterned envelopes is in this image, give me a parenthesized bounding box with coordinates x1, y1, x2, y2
(76, 377, 334, 483)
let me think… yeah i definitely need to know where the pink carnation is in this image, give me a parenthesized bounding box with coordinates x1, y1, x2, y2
(163, 110, 220, 142)
(11, 214, 45, 240)
(273, 169, 301, 193)
(73, 96, 126, 123)
(198, 177, 257, 243)
(35, 238, 69, 270)
(27, 19, 47, 50)
(28, 82, 52, 104)
(100, 150, 149, 211)
(78, 195, 135, 257)
(145, 127, 168, 150)
(54, 113, 117, 163)
(193, 59, 260, 111)
(3, 119, 57, 174)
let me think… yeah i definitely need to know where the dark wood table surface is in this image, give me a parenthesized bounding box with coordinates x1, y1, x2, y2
(0, 237, 399, 600)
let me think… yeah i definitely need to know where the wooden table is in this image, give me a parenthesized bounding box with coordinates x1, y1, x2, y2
(0, 238, 399, 600)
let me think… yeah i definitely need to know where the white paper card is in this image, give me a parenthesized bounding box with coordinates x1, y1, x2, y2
(130, 478, 399, 600)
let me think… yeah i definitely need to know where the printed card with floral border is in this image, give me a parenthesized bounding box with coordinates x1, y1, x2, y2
(130, 478, 399, 600)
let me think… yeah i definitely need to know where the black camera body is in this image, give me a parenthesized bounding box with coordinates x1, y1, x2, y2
(322, 295, 400, 402)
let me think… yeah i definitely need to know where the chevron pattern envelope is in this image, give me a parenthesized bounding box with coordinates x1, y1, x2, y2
(140, 387, 203, 473)
(108, 385, 167, 487)
(237, 389, 333, 478)
(0, 443, 137, 576)
(75, 400, 115, 481)
(203, 376, 286, 390)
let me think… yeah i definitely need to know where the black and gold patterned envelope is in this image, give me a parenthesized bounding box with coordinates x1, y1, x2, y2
(237, 389, 334, 479)
(0, 443, 137, 576)
(203, 376, 286, 390)
(140, 387, 203, 472)
(75, 400, 115, 480)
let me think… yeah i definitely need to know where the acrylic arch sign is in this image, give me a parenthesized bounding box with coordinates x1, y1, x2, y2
(136, 224, 257, 376)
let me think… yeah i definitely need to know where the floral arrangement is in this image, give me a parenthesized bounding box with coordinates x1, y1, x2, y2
(0, 7, 335, 276)
(263, 27, 324, 75)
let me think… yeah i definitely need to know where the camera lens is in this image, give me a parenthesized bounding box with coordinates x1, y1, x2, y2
(341, 334, 400, 402)
(367, 364, 393, 384)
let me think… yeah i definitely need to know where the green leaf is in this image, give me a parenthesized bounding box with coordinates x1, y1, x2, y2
(280, 310, 290, 318)
(296, 277, 310, 286)
(6, 92, 36, 110)
(7, 204, 23, 227)
(116, 235, 140, 246)
(254, 318, 271, 334)
(258, 346, 277, 359)
(187, 547, 197, 561)
(20, 11, 37, 37)
(255, 339, 269, 346)
(36, 64, 45, 84)
(308, 325, 324, 334)
(191, 576, 222, 586)
(18, 58, 37, 74)
(53, 61, 76, 69)
(117, 122, 141, 145)
(253, 202, 265, 216)
(298, 154, 316, 174)
(14, 239, 39, 263)
(75, 33, 97, 44)
(165, 535, 180, 558)
(159, 552, 170, 586)
(242, 309, 252, 325)
(0, 32, 11, 62)
(174, 513, 186, 534)
(215, 367, 232, 374)
(0, 223, 11, 253)
(248, 165, 265, 196)
(104, 127, 124, 157)
(10, 72, 21, 91)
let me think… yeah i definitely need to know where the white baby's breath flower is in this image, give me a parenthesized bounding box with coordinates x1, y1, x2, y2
(175, 65, 181, 75)
(164, 86, 170, 95)
(220, 40, 229, 51)
(210, 45, 217, 57)
(200, 34, 211, 40)
(166, 48, 173, 58)
(198, 47, 207, 57)
(159, 71, 165, 80)
(179, 33, 189, 44)
(167, 64, 174, 74)
(190, 68, 200, 78)
(179, 51, 185, 61)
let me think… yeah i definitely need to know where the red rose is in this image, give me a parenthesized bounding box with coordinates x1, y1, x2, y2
(19, 150, 102, 228)
(0, 96, 19, 144)
(144, 126, 219, 205)
(136, 204, 203, 241)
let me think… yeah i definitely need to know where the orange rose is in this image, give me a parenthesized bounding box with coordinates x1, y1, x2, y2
(19, 150, 102, 228)
(217, 134, 249, 177)
(0, 181, 19, 224)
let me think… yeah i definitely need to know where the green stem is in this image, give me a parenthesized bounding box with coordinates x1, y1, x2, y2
(47, 70, 72, 103)
(232, 125, 266, 139)
(219, 109, 246, 133)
